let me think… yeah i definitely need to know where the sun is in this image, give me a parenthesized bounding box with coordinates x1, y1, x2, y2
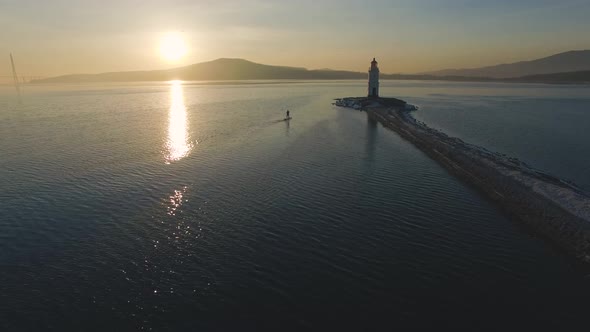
(159, 32, 187, 62)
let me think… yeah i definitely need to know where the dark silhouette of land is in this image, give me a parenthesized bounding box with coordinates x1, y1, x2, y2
(422, 50, 590, 78)
(507, 70, 590, 83)
(32, 58, 367, 83)
(32, 51, 590, 84)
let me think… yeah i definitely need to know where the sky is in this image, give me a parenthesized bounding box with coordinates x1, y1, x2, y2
(2, 0, 590, 78)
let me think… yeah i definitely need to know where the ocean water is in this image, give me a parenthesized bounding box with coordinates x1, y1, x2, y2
(1, 81, 590, 331)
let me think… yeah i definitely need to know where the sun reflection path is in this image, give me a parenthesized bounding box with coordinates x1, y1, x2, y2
(165, 80, 193, 164)
(167, 186, 187, 216)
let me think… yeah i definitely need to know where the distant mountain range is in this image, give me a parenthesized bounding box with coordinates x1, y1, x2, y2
(33, 58, 368, 83)
(507, 70, 590, 83)
(32, 50, 590, 84)
(423, 50, 590, 78)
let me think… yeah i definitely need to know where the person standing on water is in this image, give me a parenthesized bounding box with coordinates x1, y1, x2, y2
(286, 110, 290, 119)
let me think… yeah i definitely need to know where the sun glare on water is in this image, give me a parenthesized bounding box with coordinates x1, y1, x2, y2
(165, 80, 192, 163)
(159, 32, 187, 62)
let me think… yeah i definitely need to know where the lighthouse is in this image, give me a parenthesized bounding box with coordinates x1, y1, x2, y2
(368, 58, 379, 98)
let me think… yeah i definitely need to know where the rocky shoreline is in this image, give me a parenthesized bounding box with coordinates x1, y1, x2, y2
(335, 97, 590, 263)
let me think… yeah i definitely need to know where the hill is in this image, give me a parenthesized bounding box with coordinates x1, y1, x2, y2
(509, 70, 590, 83)
(32, 58, 366, 83)
(31, 56, 590, 84)
(423, 50, 590, 78)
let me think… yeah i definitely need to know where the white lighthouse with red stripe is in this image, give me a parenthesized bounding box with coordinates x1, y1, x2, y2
(368, 58, 379, 98)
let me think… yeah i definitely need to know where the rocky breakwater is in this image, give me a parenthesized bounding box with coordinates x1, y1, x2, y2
(334, 97, 590, 263)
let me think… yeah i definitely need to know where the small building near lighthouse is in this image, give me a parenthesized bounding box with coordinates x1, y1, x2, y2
(368, 58, 379, 98)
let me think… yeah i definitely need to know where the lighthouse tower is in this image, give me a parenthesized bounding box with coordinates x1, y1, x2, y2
(368, 58, 379, 98)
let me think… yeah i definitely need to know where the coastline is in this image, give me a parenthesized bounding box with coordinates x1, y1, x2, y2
(335, 97, 590, 263)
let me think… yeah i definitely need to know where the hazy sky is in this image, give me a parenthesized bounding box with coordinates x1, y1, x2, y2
(2, 0, 590, 77)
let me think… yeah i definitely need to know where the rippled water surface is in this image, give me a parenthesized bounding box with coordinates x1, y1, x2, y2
(1, 81, 590, 331)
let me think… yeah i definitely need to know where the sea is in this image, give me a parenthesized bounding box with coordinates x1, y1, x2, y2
(1, 80, 590, 331)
